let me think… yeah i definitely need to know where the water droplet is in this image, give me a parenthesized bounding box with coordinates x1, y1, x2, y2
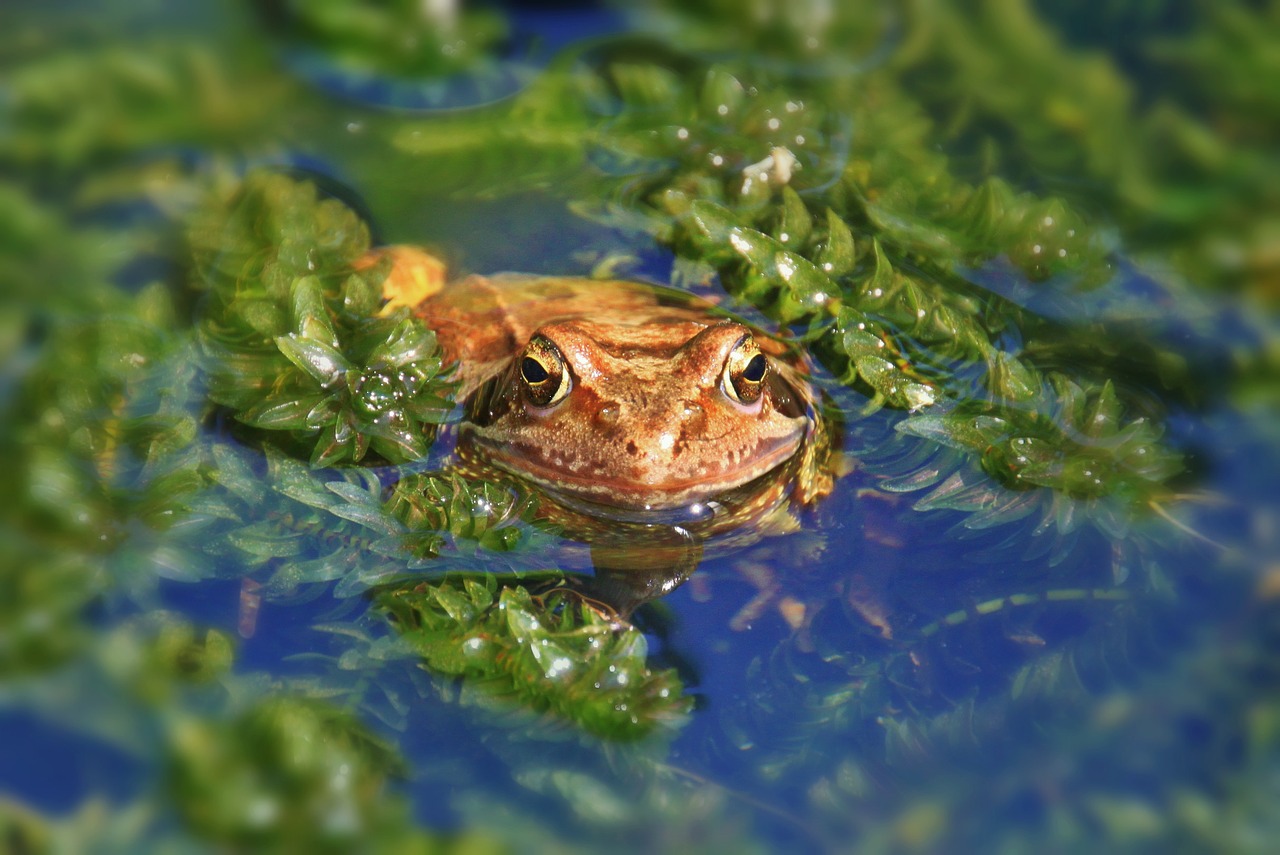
(777, 255, 797, 280)
(354, 369, 400, 417)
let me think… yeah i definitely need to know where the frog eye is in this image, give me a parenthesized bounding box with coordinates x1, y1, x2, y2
(520, 335, 571, 407)
(722, 335, 768, 406)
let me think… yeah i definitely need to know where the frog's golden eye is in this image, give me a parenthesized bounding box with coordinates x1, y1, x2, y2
(722, 335, 768, 405)
(520, 335, 571, 407)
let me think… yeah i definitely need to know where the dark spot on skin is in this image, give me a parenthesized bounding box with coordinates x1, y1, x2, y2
(626, 440, 639, 456)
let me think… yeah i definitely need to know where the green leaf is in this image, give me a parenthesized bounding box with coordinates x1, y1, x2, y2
(816, 208, 856, 277)
(775, 185, 813, 248)
(773, 249, 839, 314)
(700, 66, 746, 118)
(684, 199, 741, 259)
(988, 350, 1040, 401)
(240, 394, 330, 431)
(275, 334, 349, 386)
(290, 276, 338, 346)
(341, 272, 380, 318)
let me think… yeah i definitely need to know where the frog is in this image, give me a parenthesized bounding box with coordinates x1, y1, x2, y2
(360, 245, 836, 613)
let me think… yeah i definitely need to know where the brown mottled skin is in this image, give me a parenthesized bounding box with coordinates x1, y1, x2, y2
(369, 250, 830, 514)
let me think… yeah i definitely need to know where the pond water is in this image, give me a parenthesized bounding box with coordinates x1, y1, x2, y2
(3, 1, 1279, 852)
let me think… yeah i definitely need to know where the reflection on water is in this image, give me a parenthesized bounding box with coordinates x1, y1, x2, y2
(2, 1, 1279, 852)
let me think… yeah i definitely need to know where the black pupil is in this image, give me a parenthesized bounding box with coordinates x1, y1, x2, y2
(743, 353, 767, 383)
(521, 356, 550, 384)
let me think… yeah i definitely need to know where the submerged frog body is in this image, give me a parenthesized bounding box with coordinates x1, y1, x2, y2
(366, 246, 832, 531)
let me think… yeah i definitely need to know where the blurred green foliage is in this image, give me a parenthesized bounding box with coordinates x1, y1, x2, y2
(1, 0, 1277, 852)
(2, 42, 280, 171)
(268, 0, 509, 78)
(0, 614, 507, 853)
(876, 0, 1280, 302)
(168, 696, 408, 850)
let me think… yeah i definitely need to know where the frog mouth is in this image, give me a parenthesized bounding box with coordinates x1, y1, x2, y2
(459, 427, 805, 513)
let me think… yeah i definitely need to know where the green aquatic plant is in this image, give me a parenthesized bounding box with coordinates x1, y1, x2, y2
(386, 471, 549, 559)
(898, 377, 1182, 501)
(0, 40, 281, 172)
(192, 442, 408, 596)
(269, 0, 509, 79)
(0, 798, 164, 855)
(875, 0, 1280, 303)
(565, 56, 1185, 521)
(0, 183, 136, 317)
(378, 576, 692, 741)
(168, 695, 410, 851)
(0, 612, 505, 853)
(189, 443, 553, 599)
(193, 172, 456, 466)
(1, 278, 212, 605)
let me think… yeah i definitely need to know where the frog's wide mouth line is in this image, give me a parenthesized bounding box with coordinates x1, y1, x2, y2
(463, 427, 807, 512)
